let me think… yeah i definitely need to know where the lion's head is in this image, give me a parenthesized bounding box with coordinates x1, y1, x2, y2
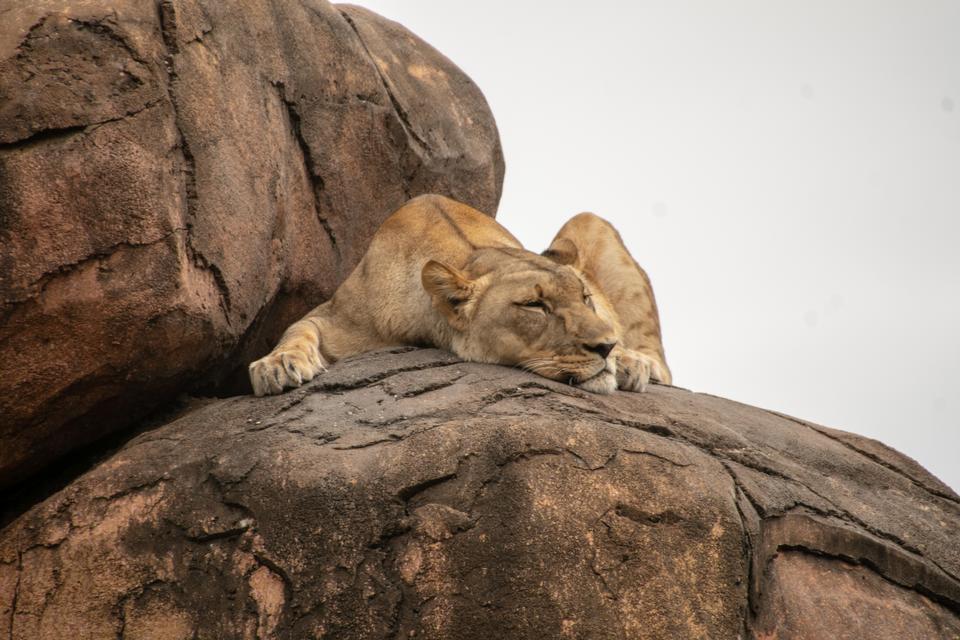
(421, 245, 620, 393)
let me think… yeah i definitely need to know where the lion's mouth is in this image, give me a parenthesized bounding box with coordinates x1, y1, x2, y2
(518, 355, 611, 386)
(570, 359, 614, 385)
(573, 361, 618, 394)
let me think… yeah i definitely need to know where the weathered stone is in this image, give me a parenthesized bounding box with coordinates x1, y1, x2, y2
(754, 552, 960, 639)
(1, 349, 956, 639)
(0, 0, 504, 488)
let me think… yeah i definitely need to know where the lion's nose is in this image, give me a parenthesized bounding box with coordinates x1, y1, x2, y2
(585, 341, 616, 359)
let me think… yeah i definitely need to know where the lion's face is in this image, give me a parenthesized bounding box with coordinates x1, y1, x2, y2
(422, 248, 620, 393)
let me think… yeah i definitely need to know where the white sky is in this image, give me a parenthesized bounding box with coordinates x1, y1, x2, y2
(356, 1, 960, 491)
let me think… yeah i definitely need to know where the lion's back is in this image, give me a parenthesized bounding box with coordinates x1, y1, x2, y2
(379, 194, 522, 254)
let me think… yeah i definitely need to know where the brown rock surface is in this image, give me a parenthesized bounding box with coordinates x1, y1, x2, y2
(0, 1, 503, 488)
(1, 348, 957, 639)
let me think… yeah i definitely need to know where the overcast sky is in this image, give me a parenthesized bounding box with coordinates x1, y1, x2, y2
(357, 1, 960, 491)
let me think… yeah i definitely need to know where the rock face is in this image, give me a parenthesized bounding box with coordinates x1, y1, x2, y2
(0, 1, 504, 488)
(1, 348, 957, 639)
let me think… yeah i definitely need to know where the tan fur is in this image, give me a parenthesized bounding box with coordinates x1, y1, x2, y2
(249, 195, 670, 396)
(546, 213, 673, 387)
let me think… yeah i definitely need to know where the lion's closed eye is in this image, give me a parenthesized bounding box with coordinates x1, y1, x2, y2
(517, 300, 548, 312)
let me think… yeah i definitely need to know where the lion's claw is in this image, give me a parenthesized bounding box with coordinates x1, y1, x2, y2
(249, 346, 326, 396)
(616, 349, 666, 393)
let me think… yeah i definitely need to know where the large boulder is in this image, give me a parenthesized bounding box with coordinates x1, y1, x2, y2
(0, 1, 504, 488)
(1, 348, 957, 639)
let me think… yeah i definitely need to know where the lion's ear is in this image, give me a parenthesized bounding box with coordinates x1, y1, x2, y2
(421, 260, 474, 330)
(542, 237, 579, 267)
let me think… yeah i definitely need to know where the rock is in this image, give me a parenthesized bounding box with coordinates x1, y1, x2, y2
(1, 348, 957, 639)
(0, 1, 504, 488)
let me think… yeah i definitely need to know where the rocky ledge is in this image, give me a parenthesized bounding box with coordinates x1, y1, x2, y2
(1, 348, 957, 639)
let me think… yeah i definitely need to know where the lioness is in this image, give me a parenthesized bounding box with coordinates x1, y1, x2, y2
(249, 194, 671, 396)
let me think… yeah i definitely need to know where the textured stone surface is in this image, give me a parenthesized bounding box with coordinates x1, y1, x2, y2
(1, 348, 957, 639)
(754, 552, 960, 640)
(0, 0, 504, 488)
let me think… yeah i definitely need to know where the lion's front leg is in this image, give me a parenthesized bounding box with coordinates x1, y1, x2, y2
(615, 348, 669, 393)
(249, 316, 328, 396)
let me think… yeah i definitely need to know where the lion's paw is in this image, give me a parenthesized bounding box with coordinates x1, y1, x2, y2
(249, 345, 326, 396)
(616, 350, 666, 393)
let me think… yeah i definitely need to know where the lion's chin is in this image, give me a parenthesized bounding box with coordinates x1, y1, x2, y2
(576, 370, 617, 395)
